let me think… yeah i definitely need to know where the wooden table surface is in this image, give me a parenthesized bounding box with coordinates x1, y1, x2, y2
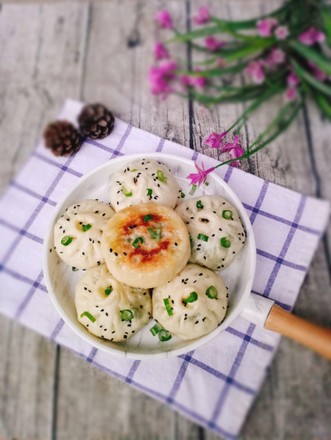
(0, 1, 330, 439)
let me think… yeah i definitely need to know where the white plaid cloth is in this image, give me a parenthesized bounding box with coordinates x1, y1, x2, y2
(0, 99, 329, 439)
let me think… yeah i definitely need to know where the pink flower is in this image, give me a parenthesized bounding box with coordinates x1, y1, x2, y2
(154, 42, 169, 60)
(299, 27, 325, 46)
(155, 10, 173, 29)
(245, 60, 265, 84)
(204, 36, 226, 52)
(265, 48, 285, 66)
(275, 25, 289, 40)
(285, 87, 298, 101)
(221, 135, 245, 167)
(194, 6, 210, 25)
(148, 60, 177, 99)
(191, 76, 207, 90)
(308, 61, 327, 81)
(180, 71, 207, 90)
(257, 18, 278, 37)
(204, 131, 227, 148)
(287, 71, 300, 87)
(187, 162, 215, 186)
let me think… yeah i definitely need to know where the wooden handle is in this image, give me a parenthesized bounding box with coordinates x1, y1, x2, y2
(265, 305, 331, 361)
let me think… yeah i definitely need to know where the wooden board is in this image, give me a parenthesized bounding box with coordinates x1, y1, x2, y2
(0, 1, 330, 440)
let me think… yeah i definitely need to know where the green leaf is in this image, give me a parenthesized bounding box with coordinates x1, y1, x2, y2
(314, 92, 331, 120)
(247, 101, 302, 155)
(170, 25, 223, 43)
(191, 40, 273, 62)
(209, 3, 289, 31)
(292, 61, 331, 97)
(226, 83, 285, 131)
(290, 41, 331, 76)
(321, 6, 331, 47)
(178, 61, 247, 78)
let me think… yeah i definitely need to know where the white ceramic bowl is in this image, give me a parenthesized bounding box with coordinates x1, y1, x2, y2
(43, 153, 256, 359)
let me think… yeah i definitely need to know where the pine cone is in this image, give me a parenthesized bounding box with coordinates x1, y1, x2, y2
(78, 103, 115, 139)
(44, 121, 82, 157)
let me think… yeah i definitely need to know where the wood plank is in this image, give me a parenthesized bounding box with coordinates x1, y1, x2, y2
(0, 3, 90, 440)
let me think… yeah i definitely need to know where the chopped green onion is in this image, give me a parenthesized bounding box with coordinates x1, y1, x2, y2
(183, 291, 198, 304)
(197, 233, 209, 242)
(206, 286, 218, 299)
(220, 237, 231, 248)
(120, 309, 134, 321)
(158, 329, 172, 342)
(163, 298, 173, 316)
(61, 236, 73, 246)
(121, 185, 133, 197)
(196, 200, 204, 210)
(150, 322, 163, 336)
(104, 286, 113, 295)
(143, 214, 153, 222)
(222, 210, 233, 220)
(132, 237, 144, 248)
(146, 188, 153, 196)
(189, 184, 197, 195)
(156, 170, 167, 183)
(80, 311, 96, 322)
(180, 190, 185, 198)
(205, 181, 210, 186)
(147, 226, 162, 242)
(130, 168, 138, 172)
(82, 223, 92, 232)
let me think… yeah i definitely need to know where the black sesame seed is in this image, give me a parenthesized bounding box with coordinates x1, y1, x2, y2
(101, 309, 104, 312)
(105, 312, 109, 316)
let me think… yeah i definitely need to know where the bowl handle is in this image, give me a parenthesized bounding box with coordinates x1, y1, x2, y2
(241, 293, 331, 361)
(264, 304, 331, 361)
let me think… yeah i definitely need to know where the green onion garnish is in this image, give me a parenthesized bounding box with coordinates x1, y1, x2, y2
(104, 286, 113, 295)
(222, 210, 233, 220)
(121, 185, 133, 197)
(143, 214, 153, 222)
(61, 236, 73, 246)
(156, 170, 167, 183)
(82, 223, 92, 232)
(189, 184, 197, 195)
(183, 291, 198, 304)
(120, 309, 134, 321)
(158, 329, 172, 342)
(147, 226, 161, 242)
(180, 190, 185, 198)
(197, 233, 209, 242)
(220, 237, 231, 248)
(132, 237, 144, 248)
(163, 298, 173, 316)
(146, 188, 153, 196)
(196, 200, 204, 210)
(206, 286, 218, 299)
(130, 168, 138, 172)
(150, 322, 163, 336)
(80, 311, 96, 322)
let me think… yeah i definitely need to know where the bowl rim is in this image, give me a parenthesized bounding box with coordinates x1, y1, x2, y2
(42, 152, 256, 359)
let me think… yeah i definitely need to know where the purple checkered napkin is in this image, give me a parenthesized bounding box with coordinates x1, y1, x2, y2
(0, 99, 329, 440)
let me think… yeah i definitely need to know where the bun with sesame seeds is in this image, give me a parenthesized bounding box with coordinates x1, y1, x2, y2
(75, 264, 151, 342)
(53, 199, 114, 270)
(152, 264, 228, 340)
(109, 159, 180, 211)
(101, 203, 190, 288)
(175, 195, 246, 271)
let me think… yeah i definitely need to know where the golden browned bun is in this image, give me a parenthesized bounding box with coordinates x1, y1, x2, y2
(101, 203, 190, 288)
